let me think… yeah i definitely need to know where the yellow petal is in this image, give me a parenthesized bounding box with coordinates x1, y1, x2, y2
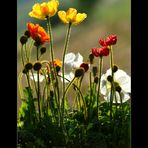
(66, 8, 77, 22)
(58, 11, 69, 24)
(47, 0, 59, 17)
(29, 3, 46, 20)
(73, 13, 87, 25)
(40, 3, 50, 16)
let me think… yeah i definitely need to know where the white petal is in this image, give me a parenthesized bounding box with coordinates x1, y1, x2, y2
(65, 52, 76, 63)
(104, 91, 130, 103)
(60, 72, 74, 83)
(72, 53, 83, 68)
(29, 73, 45, 82)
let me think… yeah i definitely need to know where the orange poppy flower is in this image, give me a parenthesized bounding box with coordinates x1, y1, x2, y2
(50, 59, 62, 67)
(27, 22, 49, 44)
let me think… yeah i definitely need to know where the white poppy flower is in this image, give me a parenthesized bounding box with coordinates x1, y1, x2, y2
(60, 52, 83, 83)
(29, 73, 45, 82)
(100, 68, 131, 103)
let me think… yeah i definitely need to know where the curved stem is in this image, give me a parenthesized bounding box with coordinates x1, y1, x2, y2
(62, 23, 72, 115)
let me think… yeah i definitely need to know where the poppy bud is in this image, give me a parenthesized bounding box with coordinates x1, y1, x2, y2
(112, 65, 118, 73)
(34, 36, 42, 47)
(20, 35, 28, 45)
(115, 85, 122, 93)
(75, 68, 84, 77)
(24, 30, 30, 38)
(94, 76, 98, 84)
(25, 62, 33, 70)
(40, 47, 46, 54)
(33, 62, 42, 71)
(107, 75, 113, 82)
(56, 65, 61, 73)
(89, 53, 94, 64)
(80, 63, 89, 72)
(22, 68, 28, 74)
(92, 66, 98, 77)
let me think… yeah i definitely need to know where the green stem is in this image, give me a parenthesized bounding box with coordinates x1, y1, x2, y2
(109, 45, 114, 121)
(37, 47, 41, 121)
(20, 45, 25, 66)
(28, 40, 34, 61)
(24, 44, 29, 62)
(62, 23, 72, 114)
(47, 16, 60, 113)
(30, 70, 38, 96)
(97, 56, 103, 119)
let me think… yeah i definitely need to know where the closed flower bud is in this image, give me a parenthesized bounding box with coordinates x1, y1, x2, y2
(115, 85, 122, 93)
(25, 62, 33, 70)
(40, 47, 46, 54)
(33, 62, 42, 71)
(75, 68, 84, 77)
(22, 68, 28, 74)
(24, 30, 30, 38)
(56, 65, 61, 73)
(20, 35, 28, 45)
(92, 66, 98, 77)
(80, 63, 89, 72)
(112, 65, 118, 73)
(107, 75, 113, 82)
(89, 53, 94, 64)
(34, 36, 42, 47)
(94, 76, 99, 84)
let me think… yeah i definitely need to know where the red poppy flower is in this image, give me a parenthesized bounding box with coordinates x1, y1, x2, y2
(99, 46, 109, 56)
(91, 46, 109, 57)
(80, 63, 89, 72)
(27, 22, 49, 44)
(105, 34, 117, 46)
(99, 39, 106, 46)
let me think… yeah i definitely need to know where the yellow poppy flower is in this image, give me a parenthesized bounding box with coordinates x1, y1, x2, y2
(29, 0, 59, 20)
(58, 8, 87, 25)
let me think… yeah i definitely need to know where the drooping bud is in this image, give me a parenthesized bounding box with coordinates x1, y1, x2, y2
(20, 35, 28, 45)
(75, 68, 85, 77)
(40, 47, 46, 55)
(55, 65, 61, 74)
(24, 30, 30, 38)
(80, 63, 89, 72)
(107, 75, 113, 82)
(33, 62, 42, 71)
(112, 65, 118, 73)
(25, 62, 33, 70)
(34, 36, 42, 47)
(115, 85, 122, 93)
(22, 68, 28, 74)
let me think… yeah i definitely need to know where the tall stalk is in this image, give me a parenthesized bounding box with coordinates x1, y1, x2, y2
(97, 56, 103, 119)
(109, 45, 114, 121)
(61, 23, 72, 114)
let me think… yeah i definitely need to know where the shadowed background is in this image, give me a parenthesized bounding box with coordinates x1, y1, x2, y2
(17, 0, 130, 113)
